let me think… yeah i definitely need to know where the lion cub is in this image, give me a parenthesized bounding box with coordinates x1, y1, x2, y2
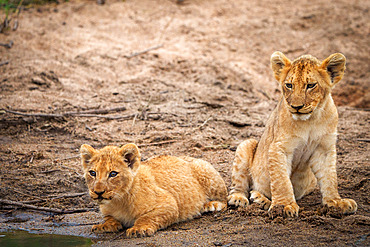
(228, 52, 357, 217)
(80, 143, 227, 237)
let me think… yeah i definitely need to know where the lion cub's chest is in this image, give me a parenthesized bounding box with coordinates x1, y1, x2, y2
(290, 127, 329, 169)
(291, 139, 319, 169)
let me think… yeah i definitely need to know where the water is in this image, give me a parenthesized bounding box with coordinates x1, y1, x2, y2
(0, 230, 92, 247)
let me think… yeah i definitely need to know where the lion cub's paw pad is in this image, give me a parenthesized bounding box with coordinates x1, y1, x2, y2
(91, 222, 123, 233)
(249, 191, 271, 210)
(126, 226, 156, 238)
(326, 198, 357, 214)
(202, 201, 226, 213)
(227, 193, 249, 207)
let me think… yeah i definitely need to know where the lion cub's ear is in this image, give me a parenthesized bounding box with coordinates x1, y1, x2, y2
(119, 144, 141, 173)
(80, 144, 96, 168)
(320, 53, 346, 86)
(271, 51, 291, 82)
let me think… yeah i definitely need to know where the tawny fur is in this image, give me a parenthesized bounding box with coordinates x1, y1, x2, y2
(80, 144, 227, 237)
(228, 52, 357, 217)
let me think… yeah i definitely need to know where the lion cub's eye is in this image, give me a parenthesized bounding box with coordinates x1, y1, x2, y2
(109, 171, 118, 178)
(307, 83, 317, 89)
(89, 170, 96, 177)
(285, 83, 293, 89)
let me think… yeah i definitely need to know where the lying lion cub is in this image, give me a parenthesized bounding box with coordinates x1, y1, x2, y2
(228, 52, 357, 217)
(80, 143, 227, 237)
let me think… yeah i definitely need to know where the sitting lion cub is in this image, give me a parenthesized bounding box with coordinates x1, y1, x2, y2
(228, 52, 357, 217)
(80, 143, 227, 237)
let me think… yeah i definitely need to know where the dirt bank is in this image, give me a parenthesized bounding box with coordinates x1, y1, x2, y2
(0, 0, 369, 246)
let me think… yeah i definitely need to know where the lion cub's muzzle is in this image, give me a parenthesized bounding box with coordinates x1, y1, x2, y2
(289, 104, 313, 115)
(288, 104, 314, 121)
(90, 189, 112, 203)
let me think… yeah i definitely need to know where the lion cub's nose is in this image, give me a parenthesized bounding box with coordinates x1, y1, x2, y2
(94, 191, 105, 197)
(291, 104, 304, 111)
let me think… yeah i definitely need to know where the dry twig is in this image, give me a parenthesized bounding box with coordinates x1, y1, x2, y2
(0, 40, 13, 49)
(2, 108, 178, 122)
(198, 116, 213, 129)
(64, 106, 127, 115)
(0, 199, 90, 214)
(189, 101, 224, 109)
(20, 192, 88, 204)
(57, 154, 80, 160)
(50, 192, 88, 199)
(357, 139, 370, 143)
(257, 89, 271, 100)
(124, 44, 163, 59)
(138, 140, 176, 147)
(0, 60, 10, 67)
(2, 106, 127, 119)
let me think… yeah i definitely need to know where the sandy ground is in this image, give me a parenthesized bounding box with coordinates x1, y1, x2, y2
(0, 0, 369, 246)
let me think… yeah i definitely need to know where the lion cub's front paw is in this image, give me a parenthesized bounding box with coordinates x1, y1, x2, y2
(268, 202, 299, 218)
(227, 192, 249, 207)
(283, 202, 299, 218)
(92, 221, 123, 233)
(250, 190, 271, 210)
(325, 198, 357, 214)
(126, 225, 156, 238)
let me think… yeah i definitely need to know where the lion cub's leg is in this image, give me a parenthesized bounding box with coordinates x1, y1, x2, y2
(126, 201, 178, 238)
(267, 144, 299, 218)
(228, 139, 258, 207)
(310, 146, 357, 214)
(92, 215, 123, 233)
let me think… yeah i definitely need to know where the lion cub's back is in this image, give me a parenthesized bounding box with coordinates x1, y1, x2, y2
(179, 156, 227, 201)
(142, 155, 223, 192)
(143, 155, 227, 219)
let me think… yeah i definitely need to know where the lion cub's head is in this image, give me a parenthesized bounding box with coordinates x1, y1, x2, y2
(80, 144, 141, 204)
(271, 51, 346, 121)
